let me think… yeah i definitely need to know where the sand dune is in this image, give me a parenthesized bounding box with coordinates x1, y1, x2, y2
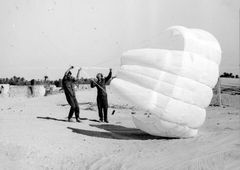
(0, 88, 239, 170)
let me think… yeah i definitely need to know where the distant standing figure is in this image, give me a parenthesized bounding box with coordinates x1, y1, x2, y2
(0, 85, 3, 94)
(91, 68, 112, 123)
(29, 79, 35, 96)
(62, 66, 81, 122)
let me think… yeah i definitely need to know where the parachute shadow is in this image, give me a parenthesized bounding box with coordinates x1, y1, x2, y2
(67, 125, 177, 140)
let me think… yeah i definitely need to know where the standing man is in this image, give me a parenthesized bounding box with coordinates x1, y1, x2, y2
(91, 68, 112, 123)
(62, 66, 81, 122)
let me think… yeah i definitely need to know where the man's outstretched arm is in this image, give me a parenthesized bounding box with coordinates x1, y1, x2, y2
(90, 79, 96, 88)
(105, 68, 112, 82)
(64, 66, 74, 76)
(76, 68, 81, 80)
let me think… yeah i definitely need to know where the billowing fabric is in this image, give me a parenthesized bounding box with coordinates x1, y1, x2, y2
(0, 84, 9, 97)
(111, 26, 221, 138)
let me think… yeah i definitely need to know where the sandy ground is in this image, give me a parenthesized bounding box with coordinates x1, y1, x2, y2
(0, 88, 239, 170)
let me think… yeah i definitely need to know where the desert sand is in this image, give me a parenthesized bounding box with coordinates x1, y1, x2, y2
(0, 87, 239, 170)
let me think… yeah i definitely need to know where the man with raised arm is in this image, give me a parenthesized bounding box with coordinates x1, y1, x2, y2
(90, 68, 112, 123)
(62, 66, 81, 122)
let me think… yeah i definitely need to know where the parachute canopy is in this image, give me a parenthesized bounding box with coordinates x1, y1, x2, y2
(110, 26, 221, 138)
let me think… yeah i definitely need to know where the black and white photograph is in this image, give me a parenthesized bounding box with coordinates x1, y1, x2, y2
(0, 0, 239, 169)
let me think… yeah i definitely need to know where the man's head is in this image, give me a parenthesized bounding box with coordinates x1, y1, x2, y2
(96, 73, 103, 80)
(66, 71, 72, 79)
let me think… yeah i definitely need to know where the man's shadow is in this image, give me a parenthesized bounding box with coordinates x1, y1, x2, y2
(37, 116, 68, 122)
(37, 116, 99, 123)
(67, 124, 176, 140)
(57, 102, 94, 107)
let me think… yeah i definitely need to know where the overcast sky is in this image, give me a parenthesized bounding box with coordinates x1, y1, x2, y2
(0, 0, 239, 79)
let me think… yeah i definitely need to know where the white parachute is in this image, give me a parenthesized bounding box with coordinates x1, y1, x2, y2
(110, 26, 221, 138)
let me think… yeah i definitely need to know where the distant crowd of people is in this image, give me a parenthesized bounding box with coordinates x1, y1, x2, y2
(62, 66, 112, 123)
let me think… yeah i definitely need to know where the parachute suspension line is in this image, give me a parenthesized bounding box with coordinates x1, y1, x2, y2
(81, 66, 110, 70)
(80, 69, 107, 94)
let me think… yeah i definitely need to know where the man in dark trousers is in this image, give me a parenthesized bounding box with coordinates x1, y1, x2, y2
(91, 68, 112, 123)
(62, 66, 81, 122)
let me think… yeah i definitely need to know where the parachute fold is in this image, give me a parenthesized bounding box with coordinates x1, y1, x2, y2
(110, 26, 221, 138)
